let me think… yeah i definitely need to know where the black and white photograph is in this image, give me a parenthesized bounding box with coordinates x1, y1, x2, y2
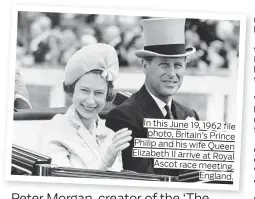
(6, 6, 245, 190)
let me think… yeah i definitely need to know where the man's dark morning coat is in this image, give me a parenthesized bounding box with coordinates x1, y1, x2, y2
(106, 85, 199, 176)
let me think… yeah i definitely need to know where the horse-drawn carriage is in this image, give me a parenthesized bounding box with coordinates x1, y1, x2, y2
(11, 92, 227, 184)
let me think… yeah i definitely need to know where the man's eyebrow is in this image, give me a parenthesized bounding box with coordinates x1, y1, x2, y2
(79, 86, 90, 90)
(158, 62, 169, 66)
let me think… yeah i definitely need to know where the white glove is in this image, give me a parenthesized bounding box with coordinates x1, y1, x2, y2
(102, 128, 132, 169)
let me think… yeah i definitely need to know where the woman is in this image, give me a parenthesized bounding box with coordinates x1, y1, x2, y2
(41, 43, 132, 171)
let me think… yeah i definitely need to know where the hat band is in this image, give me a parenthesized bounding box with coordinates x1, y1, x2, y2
(144, 44, 185, 55)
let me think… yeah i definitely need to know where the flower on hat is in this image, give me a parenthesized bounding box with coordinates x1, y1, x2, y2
(101, 69, 114, 81)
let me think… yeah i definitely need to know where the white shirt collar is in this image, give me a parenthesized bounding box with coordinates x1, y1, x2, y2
(146, 87, 172, 116)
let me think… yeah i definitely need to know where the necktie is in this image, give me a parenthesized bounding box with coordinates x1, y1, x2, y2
(164, 105, 173, 119)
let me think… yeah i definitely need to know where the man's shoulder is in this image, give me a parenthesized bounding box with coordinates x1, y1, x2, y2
(106, 91, 143, 131)
(109, 91, 140, 117)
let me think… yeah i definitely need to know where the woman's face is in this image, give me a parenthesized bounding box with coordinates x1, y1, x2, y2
(72, 72, 107, 120)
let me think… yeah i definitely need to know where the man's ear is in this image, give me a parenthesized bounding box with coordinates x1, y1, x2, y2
(185, 56, 189, 64)
(141, 59, 149, 74)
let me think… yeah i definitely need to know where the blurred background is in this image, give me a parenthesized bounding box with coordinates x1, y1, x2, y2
(15, 11, 241, 122)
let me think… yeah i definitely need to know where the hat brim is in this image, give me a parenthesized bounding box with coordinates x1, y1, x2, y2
(135, 46, 196, 58)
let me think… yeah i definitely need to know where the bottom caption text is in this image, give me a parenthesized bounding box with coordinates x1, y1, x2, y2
(12, 193, 210, 199)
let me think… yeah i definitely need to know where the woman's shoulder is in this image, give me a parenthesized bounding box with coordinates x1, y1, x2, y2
(43, 113, 74, 139)
(50, 106, 76, 129)
(51, 113, 68, 123)
(48, 113, 69, 130)
(39, 113, 68, 154)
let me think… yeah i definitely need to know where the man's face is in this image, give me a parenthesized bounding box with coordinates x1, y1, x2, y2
(143, 56, 186, 102)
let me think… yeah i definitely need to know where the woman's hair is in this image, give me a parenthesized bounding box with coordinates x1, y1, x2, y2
(63, 69, 115, 102)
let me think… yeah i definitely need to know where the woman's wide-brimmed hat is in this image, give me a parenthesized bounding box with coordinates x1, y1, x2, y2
(65, 43, 119, 85)
(135, 18, 196, 58)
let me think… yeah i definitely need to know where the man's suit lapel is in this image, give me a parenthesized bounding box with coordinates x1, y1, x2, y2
(171, 100, 188, 120)
(137, 85, 165, 119)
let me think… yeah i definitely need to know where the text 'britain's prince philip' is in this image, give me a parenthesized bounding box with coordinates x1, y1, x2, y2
(106, 18, 199, 176)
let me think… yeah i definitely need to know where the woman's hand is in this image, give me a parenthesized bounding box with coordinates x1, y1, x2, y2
(112, 128, 132, 151)
(102, 128, 132, 168)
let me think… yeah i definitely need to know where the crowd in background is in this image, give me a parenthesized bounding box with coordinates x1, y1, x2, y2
(16, 12, 240, 73)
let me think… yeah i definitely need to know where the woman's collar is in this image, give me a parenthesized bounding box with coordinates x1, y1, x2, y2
(66, 104, 99, 130)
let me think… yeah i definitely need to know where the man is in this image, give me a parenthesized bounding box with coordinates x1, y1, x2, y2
(106, 18, 199, 176)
